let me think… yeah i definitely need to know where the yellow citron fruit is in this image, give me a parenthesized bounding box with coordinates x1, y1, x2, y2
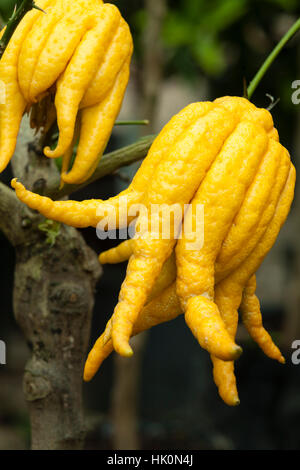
(0, 0, 133, 184)
(86, 161, 294, 404)
(11, 96, 296, 404)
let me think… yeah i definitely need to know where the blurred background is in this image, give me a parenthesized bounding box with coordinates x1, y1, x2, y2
(1, 0, 300, 450)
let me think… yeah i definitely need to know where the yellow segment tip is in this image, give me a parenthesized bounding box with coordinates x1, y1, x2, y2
(279, 355, 285, 364)
(11, 178, 18, 189)
(116, 342, 133, 357)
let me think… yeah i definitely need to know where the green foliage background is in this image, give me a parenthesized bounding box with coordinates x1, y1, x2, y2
(113, 0, 300, 149)
(0, 0, 22, 21)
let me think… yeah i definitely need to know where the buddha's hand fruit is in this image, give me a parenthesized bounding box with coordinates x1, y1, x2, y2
(11, 96, 296, 406)
(88, 159, 294, 404)
(0, 0, 133, 184)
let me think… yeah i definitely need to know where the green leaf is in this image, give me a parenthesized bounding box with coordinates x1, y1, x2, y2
(265, 0, 299, 11)
(38, 219, 61, 247)
(196, 0, 248, 33)
(162, 12, 192, 47)
(192, 34, 226, 76)
(131, 9, 147, 34)
(0, 0, 22, 21)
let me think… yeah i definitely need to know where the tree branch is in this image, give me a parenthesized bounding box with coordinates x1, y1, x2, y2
(46, 134, 156, 199)
(7, 105, 102, 451)
(0, 181, 30, 245)
(247, 16, 300, 99)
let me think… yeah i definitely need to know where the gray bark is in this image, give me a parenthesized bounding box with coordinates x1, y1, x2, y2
(14, 222, 100, 449)
(2, 118, 101, 449)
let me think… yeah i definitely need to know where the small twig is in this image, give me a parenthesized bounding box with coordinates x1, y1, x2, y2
(0, 0, 44, 59)
(247, 16, 300, 100)
(242, 77, 248, 99)
(114, 120, 150, 126)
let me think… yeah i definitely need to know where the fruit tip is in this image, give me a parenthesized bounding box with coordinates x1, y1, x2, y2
(83, 371, 92, 382)
(11, 177, 17, 189)
(279, 355, 285, 364)
(117, 342, 133, 358)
